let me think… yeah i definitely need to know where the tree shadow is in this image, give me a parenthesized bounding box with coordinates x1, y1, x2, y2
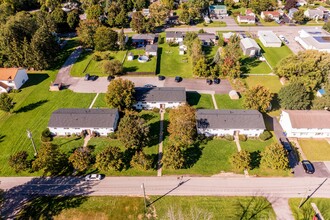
(148, 120, 161, 146)
(183, 145, 203, 169)
(262, 113, 274, 131)
(14, 100, 48, 114)
(58, 137, 82, 147)
(234, 195, 275, 219)
(1, 177, 94, 219)
(271, 93, 281, 111)
(186, 91, 201, 106)
(140, 112, 157, 121)
(250, 150, 262, 170)
(123, 66, 138, 73)
(0, 134, 5, 143)
(240, 57, 263, 74)
(20, 74, 49, 89)
(122, 148, 137, 170)
(156, 47, 162, 75)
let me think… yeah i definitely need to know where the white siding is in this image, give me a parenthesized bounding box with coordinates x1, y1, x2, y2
(134, 101, 183, 110)
(197, 128, 264, 137)
(49, 127, 115, 136)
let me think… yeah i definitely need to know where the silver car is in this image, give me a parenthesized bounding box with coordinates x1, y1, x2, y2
(85, 174, 102, 181)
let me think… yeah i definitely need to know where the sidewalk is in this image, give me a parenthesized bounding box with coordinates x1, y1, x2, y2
(271, 197, 294, 220)
(157, 110, 165, 177)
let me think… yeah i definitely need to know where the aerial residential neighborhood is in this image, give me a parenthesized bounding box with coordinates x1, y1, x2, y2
(1, 0, 330, 219)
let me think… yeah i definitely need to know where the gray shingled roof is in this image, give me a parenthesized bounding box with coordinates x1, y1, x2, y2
(48, 108, 118, 128)
(132, 34, 156, 40)
(198, 33, 216, 41)
(166, 31, 184, 39)
(135, 87, 186, 102)
(145, 44, 158, 53)
(196, 109, 266, 130)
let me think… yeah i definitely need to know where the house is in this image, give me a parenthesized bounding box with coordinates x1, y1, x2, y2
(288, 8, 298, 20)
(134, 87, 186, 110)
(166, 31, 184, 43)
(0, 68, 28, 93)
(166, 15, 179, 25)
(304, 9, 324, 20)
(145, 44, 158, 56)
(260, 11, 281, 21)
(209, 5, 228, 17)
(196, 109, 266, 137)
(223, 32, 237, 42)
(295, 28, 330, 52)
(198, 33, 217, 46)
(258, 31, 282, 47)
(279, 110, 330, 138)
(240, 38, 261, 57)
(237, 15, 255, 24)
(316, 89, 326, 97)
(179, 42, 187, 55)
(48, 108, 119, 136)
(246, 9, 255, 17)
(131, 34, 157, 47)
(316, 6, 329, 15)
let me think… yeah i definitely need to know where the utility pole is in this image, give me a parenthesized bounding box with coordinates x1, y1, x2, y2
(141, 183, 147, 215)
(27, 129, 37, 156)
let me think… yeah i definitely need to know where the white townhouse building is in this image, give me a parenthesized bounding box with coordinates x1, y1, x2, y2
(295, 28, 330, 53)
(258, 31, 282, 47)
(196, 109, 266, 137)
(134, 87, 186, 110)
(166, 31, 184, 43)
(48, 108, 119, 136)
(280, 110, 330, 138)
(0, 68, 28, 93)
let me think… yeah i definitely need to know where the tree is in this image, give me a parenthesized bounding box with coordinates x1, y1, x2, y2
(149, 2, 169, 26)
(162, 145, 184, 169)
(105, 78, 135, 111)
(168, 104, 196, 147)
(193, 58, 209, 77)
(249, 0, 276, 14)
(51, 7, 67, 32)
(293, 10, 307, 24)
(179, 9, 190, 24)
(244, 85, 273, 112)
(117, 111, 150, 149)
(230, 150, 251, 171)
(260, 143, 289, 170)
(278, 81, 312, 110)
(220, 57, 241, 78)
(9, 151, 29, 173)
(38, 0, 61, 11)
(115, 9, 128, 28)
(103, 60, 123, 76)
(69, 147, 92, 172)
(95, 146, 123, 171)
(130, 150, 152, 170)
(117, 28, 126, 50)
(76, 19, 99, 48)
(41, 128, 52, 142)
(134, 0, 149, 10)
(86, 4, 103, 20)
(32, 143, 71, 176)
(323, 21, 330, 33)
(130, 11, 146, 33)
(67, 10, 80, 30)
(94, 26, 118, 51)
(224, 0, 235, 9)
(0, 93, 14, 112)
(191, 38, 203, 66)
(284, 0, 297, 10)
(312, 82, 330, 110)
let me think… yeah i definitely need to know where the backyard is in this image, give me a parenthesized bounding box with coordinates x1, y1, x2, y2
(298, 139, 330, 161)
(215, 94, 245, 109)
(186, 92, 214, 109)
(244, 75, 283, 93)
(241, 56, 272, 74)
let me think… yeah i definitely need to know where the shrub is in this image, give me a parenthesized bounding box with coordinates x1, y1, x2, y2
(93, 52, 102, 61)
(259, 131, 272, 141)
(130, 151, 152, 170)
(168, 41, 178, 47)
(224, 134, 234, 141)
(239, 134, 247, 142)
(152, 107, 160, 113)
(41, 128, 52, 142)
(108, 132, 117, 139)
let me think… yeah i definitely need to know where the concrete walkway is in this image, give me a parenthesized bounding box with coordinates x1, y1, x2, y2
(83, 135, 91, 148)
(271, 198, 294, 220)
(89, 93, 99, 109)
(211, 93, 218, 109)
(157, 110, 165, 177)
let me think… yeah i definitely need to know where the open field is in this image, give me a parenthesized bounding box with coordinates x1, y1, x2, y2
(196, 21, 227, 27)
(289, 198, 330, 220)
(187, 92, 214, 109)
(241, 56, 272, 74)
(215, 94, 245, 109)
(244, 75, 283, 93)
(18, 196, 276, 219)
(298, 139, 330, 161)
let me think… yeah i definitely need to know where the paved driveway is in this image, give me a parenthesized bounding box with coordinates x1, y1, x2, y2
(294, 162, 330, 178)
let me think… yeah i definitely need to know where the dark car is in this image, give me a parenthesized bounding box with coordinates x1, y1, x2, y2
(158, 75, 165, 81)
(213, 78, 220, 84)
(302, 160, 315, 174)
(89, 75, 98, 81)
(84, 73, 90, 81)
(280, 138, 292, 152)
(175, 76, 182, 83)
(206, 79, 212, 85)
(107, 75, 115, 82)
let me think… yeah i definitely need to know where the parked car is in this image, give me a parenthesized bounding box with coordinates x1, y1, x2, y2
(85, 174, 102, 181)
(213, 78, 220, 84)
(89, 75, 98, 81)
(84, 73, 90, 81)
(175, 76, 182, 83)
(144, 84, 156, 88)
(279, 138, 292, 152)
(302, 160, 315, 174)
(206, 79, 212, 85)
(107, 75, 115, 82)
(158, 75, 165, 81)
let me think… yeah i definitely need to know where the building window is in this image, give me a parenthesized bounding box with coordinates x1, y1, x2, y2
(168, 102, 173, 104)
(142, 102, 147, 104)
(75, 128, 80, 130)
(8, 80, 12, 83)
(64, 128, 69, 129)
(151, 102, 156, 104)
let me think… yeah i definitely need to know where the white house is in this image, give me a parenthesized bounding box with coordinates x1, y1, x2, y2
(237, 15, 255, 24)
(209, 5, 228, 17)
(260, 11, 281, 21)
(258, 31, 282, 47)
(134, 87, 186, 110)
(48, 108, 119, 136)
(240, 38, 261, 56)
(279, 110, 330, 138)
(295, 28, 330, 53)
(179, 42, 187, 55)
(0, 68, 29, 93)
(166, 31, 184, 43)
(145, 44, 158, 56)
(304, 9, 324, 20)
(196, 109, 266, 137)
(198, 33, 217, 46)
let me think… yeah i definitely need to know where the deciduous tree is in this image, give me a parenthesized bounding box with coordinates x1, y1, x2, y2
(130, 150, 152, 170)
(76, 19, 99, 48)
(244, 85, 273, 112)
(162, 145, 184, 169)
(94, 26, 118, 51)
(230, 150, 251, 171)
(193, 57, 209, 77)
(0, 93, 14, 112)
(103, 60, 123, 76)
(67, 9, 80, 30)
(105, 78, 135, 111)
(260, 143, 289, 170)
(130, 11, 146, 33)
(191, 38, 203, 66)
(86, 4, 103, 20)
(95, 146, 123, 171)
(278, 81, 312, 110)
(69, 147, 92, 172)
(284, 0, 297, 10)
(9, 151, 29, 173)
(293, 10, 307, 24)
(149, 2, 169, 26)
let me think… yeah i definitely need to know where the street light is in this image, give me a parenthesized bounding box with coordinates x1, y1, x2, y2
(27, 129, 37, 156)
(141, 183, 147, 214)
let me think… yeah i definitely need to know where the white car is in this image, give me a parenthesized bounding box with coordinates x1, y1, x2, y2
(85, 174, 102, 181)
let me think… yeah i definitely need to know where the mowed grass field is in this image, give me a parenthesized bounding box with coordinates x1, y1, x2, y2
(244, 75, 283, 93)
(17, 196, 276, 220)
(215, 94, 245, 109)
(289, 198, 330, 220)
(298, 139, 330, 161)
(186, 92, 214, 109)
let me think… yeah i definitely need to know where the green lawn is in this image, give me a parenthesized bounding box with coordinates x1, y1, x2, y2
(241, 56, 272, 74)
(18, 196, 276, 219)
(256, 39, 293, 68)
(289, 198, 330, 220)
(163, 139, 237, 176)
(244, 75, 283, 93)
(240, 139, 292, 177)
(70, 50, 127, 77)
(215, 94, 245, 109)
(196, 21, 227, 27)
(158, 39, 193, 78)
(92, 93, 107, 108)
(298, 139, 330, 161)
(123, 48, 157, 73)
(186, 92, 214, 109)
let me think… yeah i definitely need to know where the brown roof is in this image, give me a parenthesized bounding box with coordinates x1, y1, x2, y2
(284, 110, 330, 129)
(262, 11, 280, 16)
(0, 68, 19, 81)
(0, 81, 9, 89)
(238, 15, 255, 21)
